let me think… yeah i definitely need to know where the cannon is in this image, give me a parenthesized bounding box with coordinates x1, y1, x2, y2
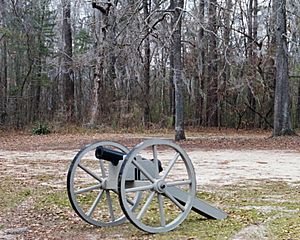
(67, 139, 227, 233)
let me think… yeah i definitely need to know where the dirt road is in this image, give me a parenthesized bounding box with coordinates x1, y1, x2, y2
(1, 148, 299, 188)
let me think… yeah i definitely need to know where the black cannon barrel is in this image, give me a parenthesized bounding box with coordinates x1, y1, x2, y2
(95, 146, 163, 172)
(95, 146, 125, 166)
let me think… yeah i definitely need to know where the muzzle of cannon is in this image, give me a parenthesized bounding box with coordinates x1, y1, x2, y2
(95, 146, 124, 166)
(67, 139, 227, 233)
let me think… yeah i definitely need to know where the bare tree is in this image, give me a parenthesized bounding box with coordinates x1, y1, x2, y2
(246, 0, 258, 127)
(196, 0, 206, 126)
(88, 5, 103, 127)
(88, 1, 118, 126)
(273, 0, 294, 136)
(171, 0, 186, 141)
(206, 0, 219, 127)
(143, 0, 151, 127)
(62, 0, 74, 121)
(0, 0, 8, 124)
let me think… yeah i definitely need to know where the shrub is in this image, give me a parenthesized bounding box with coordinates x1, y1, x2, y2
(32, 123, 51, 135)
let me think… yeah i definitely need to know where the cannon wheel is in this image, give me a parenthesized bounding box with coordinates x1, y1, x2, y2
(67, 141, 138, 227)
(118, 139, 196, 233)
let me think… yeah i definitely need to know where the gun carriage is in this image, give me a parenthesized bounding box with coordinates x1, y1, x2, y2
(67, 139, 227, 233)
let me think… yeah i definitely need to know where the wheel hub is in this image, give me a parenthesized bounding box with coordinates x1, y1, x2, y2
(154, 179, 167, 193)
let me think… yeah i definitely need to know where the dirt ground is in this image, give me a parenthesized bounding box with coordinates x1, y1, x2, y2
(0, 129, 299, 239)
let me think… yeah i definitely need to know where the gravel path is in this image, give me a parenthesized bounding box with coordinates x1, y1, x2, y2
(1, 149, 299, 187)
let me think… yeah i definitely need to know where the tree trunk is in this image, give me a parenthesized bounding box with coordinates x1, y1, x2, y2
(143, 0, 151, 128)
(207, 0, 218, 127)
(32, 28, 44, 122)
(171, 0, 186, 141)
(222, 0, 232, 127)
(169, 44, 175, 127)
(273, 0, 294, 136)
(297, 82, 300, 128)
(195, 0, 205, 126)
(89, 1, 117, 126)
(105, 4, 117, 110)
(246, 0, 258, 127)
(88, 9, 103, 127)
(89, 64, 102, 126)
(62, 0, 74, 122)
(0, 0, 8, 124)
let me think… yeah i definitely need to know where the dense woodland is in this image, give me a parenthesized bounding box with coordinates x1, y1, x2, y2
(0, 0, 299, 138)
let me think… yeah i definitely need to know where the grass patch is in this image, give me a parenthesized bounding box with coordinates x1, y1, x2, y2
(36, 189, 71, 210)
(210, 181, 300, 208)
(143, 208, 269, 240)
(268, 213, 300, 240)
(33, 180, 300, 239)
(35, 174, 56, 182)
(0, 177, 32, 212)
(1, 177, 299, 239)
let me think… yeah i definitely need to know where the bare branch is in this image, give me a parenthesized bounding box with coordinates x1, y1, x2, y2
(92, 1, 112, 15)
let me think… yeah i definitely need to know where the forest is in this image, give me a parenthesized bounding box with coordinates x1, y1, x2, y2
(0, 0, 299, 139)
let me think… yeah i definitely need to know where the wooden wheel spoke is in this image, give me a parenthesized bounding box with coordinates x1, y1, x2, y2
(125, 184, 154, 193)
(78, 164, 102, 182)
(157, 194, 166, 227)
(75, 184, 101, 194)
(164, 189, 185, 212)
(166, 180, 192, 187)
(106, 190, 115, 221)
(87, 190, 104, 217)
(136, 191, 156, 220)
(162, 153, 180, 180)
